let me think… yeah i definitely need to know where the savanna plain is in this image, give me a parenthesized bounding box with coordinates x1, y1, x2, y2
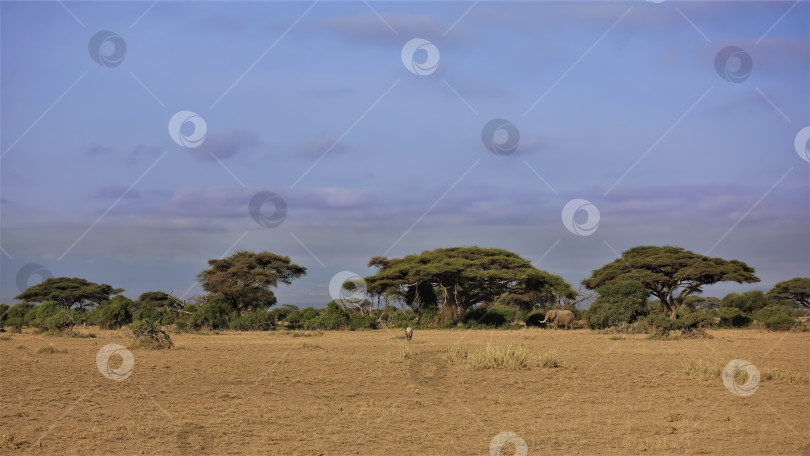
(1, 328, 808, 455)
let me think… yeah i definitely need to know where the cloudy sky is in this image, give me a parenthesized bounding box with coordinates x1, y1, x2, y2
(1, 1, 808, 307)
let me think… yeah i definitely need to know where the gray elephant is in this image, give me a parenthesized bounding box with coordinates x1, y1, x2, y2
(540, 309, 574, 329)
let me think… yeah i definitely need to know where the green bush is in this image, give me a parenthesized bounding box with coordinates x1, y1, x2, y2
(269, 304, 299, 323)
(4, 302, 34, 330)
(462, 307, 507, 328)
(525, 310, 547, 327)
(756, 305, 797, 331)
(191, 299, 233, 330)
(43, 309, 79, 331)
(722, 290, 768, 313)
(229, 311, 273, 331)
(645, 314, 682, 334)
(132, 306, 170, 325)
(25, 301, 66, 328)
(284, 307, 321, 329)
(586, 281, 650, 329)
(717, 307, 751, 327)
(678, 310, 715, 329)
(348, 312, 377, 330)
(129, 319, 173, 349)
(306, 302, 349, 330)
(91, 296, 134, 329)
(417, 306, 441, 328)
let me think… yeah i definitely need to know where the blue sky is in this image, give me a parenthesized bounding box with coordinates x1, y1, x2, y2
(2, 1, 808, 307)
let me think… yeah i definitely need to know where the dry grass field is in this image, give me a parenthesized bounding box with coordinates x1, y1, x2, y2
(1, 328, 808, 455)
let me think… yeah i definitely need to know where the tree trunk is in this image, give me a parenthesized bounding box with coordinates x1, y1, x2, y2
(440, 285, 461, 323)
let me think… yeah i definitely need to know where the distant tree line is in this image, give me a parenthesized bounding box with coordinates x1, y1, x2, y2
(1, 246, 807, 335)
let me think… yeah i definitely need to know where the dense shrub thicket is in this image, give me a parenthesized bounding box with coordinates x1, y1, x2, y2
(586, 281, 650, 329)
(2, 290, 807, 335)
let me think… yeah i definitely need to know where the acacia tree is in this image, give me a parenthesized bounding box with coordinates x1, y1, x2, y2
(197, 250, 306, 312)
(135, 291, 184, 309)
(365, 247, 575, 323)
(766, 277, 810, 308)
(582, 246, 759, 318)
(15, 277, 123, 310)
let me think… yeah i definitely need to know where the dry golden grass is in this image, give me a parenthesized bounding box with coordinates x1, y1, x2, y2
(1, 328, 808, 455)
(445, 340, 529, 369)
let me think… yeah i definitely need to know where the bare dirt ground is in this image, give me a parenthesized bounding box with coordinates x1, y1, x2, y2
(1, 328, 808, 455)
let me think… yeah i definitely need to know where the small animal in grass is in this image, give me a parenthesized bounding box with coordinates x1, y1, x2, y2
(405, 326, 414, 342)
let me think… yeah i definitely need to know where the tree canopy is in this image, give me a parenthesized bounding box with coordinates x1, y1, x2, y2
(721, 290, 767, 313)
(364, 246, 575, 322)
(15, 277, 123, 310)
(135, 291, 184, 309)
(582, 246, 759, 318)
(197, 250, 307, 312)
(766, 277, 810, 308)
